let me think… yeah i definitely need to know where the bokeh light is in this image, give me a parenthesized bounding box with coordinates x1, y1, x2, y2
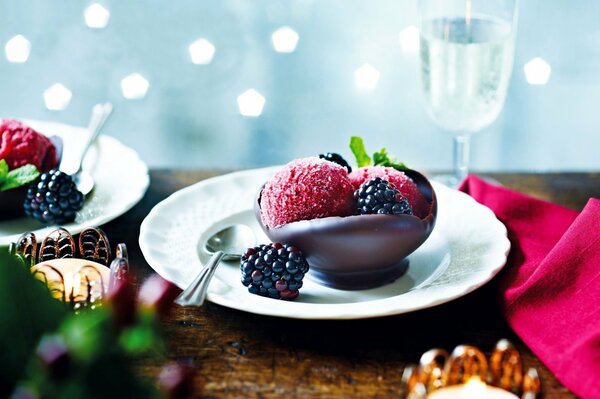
(237, 89, 266, 117)
(354, 64, 380, 90)
(44, 84, 72, 111)
(84, 3, 110, 29)
(271, 26, 300, 53)
(189, 38, 216, 65)
(5, 35, 31, 63)
(398, 25, 420, 53)
(524, 57, 551, 85)
(121, 73, 150, 100)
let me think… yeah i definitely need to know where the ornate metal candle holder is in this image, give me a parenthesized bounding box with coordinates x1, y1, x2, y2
(400, 340, 541, 398)
(13, 227, 129, 311)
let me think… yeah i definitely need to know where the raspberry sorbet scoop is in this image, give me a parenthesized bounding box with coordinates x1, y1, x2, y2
(260, 157, 355, 228)
(349, 166, 430, 218)
(0, 119, 58, 171)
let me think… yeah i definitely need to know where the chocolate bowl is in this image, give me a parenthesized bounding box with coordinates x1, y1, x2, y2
(254, 169, 437, 290)
(0, 186, 29, 221)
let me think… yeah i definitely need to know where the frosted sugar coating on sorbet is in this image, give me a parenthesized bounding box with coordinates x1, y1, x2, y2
(0, 119, 58, 171)
(349, 166, 430, 218)
(260, 157, 355, 228)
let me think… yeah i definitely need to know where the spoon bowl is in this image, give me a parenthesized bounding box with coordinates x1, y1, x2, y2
(73, 171, 95, 198)
(175, 223, 255, 306)
(204, 223, 255, 261)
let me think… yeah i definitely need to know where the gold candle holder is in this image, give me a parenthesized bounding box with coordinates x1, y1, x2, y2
(400, 340, 541, 399)
(14, 227, 129, 311)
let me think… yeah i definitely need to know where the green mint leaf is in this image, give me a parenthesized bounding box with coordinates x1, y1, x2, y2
(349, 136, 371, 167)
(0, 164, 40, 191)
(372, 148, 391, 166)
(373, 148, 410, 171)
(390, 161, 410, 171)
(0, 159, 8, 186)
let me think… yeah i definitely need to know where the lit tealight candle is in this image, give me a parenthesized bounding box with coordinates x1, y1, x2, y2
(31, 258, 110, 302)
(427, 377, 519, 399)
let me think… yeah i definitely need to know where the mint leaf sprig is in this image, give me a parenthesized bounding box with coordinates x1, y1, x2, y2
(0, 159, 40, 192)
(349, 136, 371, 167)
(0, 159, 7, 186)
(349, 136, 409, 171)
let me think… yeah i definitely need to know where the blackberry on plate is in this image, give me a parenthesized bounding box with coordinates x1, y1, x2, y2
(23, 169, 85, 225)
(319, 152, 352, 173)
(240, 243, 309, 300)
(355, 177, 413, 216)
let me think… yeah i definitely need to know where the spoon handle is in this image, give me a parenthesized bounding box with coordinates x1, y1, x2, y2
(174, 251, 226, 307)
(74, 102, 113, 174)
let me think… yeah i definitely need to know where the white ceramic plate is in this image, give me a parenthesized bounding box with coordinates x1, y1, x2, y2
(0, 120, 149, 245)
(139, 167, 510, 320)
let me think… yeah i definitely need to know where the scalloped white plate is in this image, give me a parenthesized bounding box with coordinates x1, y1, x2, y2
(139, 167, 510, 320)
(0, 120, 149, 245)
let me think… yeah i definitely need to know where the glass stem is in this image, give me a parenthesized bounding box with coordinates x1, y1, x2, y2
(453, 134, 470, 184)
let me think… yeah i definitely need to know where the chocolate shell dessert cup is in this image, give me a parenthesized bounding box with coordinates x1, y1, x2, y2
(0, 185, 30, 221)
(255, 169, 437, 290)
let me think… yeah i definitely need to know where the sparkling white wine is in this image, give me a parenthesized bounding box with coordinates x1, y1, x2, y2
(420, 16, 515, 133)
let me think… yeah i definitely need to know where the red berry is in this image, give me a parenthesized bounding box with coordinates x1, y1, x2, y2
(36, 335, 70, 378)
(138, 275, 180, 316)
(107, 278, 136, 328)
(158, 363, 194, 399)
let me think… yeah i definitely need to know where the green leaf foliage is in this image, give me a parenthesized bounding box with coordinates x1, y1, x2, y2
(373, 148, 409, 171)
(349, 137, 409, 171)
(0, 164, 40, 191)
(42, 310, 162, 399)
(0, 247, 171, 398)
(349, 136, 371, 167)
(0, 252, 68, 396)
(0, 159, 8, 185)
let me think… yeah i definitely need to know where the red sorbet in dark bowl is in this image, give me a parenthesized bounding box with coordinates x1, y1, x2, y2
(0, 119, 62, 221)
(255, 169, 437, 290)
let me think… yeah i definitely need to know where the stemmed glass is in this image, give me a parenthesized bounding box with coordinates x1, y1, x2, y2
(418, 0, 518, 187)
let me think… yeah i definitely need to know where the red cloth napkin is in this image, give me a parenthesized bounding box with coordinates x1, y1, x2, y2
(459, 175, 600, 399)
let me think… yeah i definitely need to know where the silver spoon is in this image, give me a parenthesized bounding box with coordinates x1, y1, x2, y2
(174, 223, 255, 306)
(72, 102, 113, 196)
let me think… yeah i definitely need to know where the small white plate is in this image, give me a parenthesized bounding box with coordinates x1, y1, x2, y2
(0, 120, 149, 245)
(139, 167, 510, 320)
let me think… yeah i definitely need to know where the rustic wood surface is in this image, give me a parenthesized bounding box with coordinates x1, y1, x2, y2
(102, 170, 600, 399)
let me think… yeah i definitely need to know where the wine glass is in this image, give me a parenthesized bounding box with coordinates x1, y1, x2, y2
(418, 0, 518, 187)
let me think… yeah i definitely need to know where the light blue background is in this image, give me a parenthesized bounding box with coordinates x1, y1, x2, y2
(1, 1, 599, 171)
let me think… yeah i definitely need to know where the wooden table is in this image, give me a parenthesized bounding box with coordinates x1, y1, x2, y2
(103, 170, 600, 399)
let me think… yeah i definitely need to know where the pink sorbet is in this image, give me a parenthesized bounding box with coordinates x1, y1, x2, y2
(260, 157, 355, 228)
(0, 119, 58, 171)
(348, 166, 430, 218)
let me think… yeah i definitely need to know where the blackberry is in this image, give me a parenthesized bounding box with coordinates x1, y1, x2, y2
(240, 243, 309, 300)
(319, 152, 352, 172)
(23, 169, 84, 225)
(355, 177, 413, 215)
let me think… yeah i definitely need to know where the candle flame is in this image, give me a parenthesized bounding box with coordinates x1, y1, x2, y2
(69, 273, 82, 299)
(461, 376, 487, 399)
